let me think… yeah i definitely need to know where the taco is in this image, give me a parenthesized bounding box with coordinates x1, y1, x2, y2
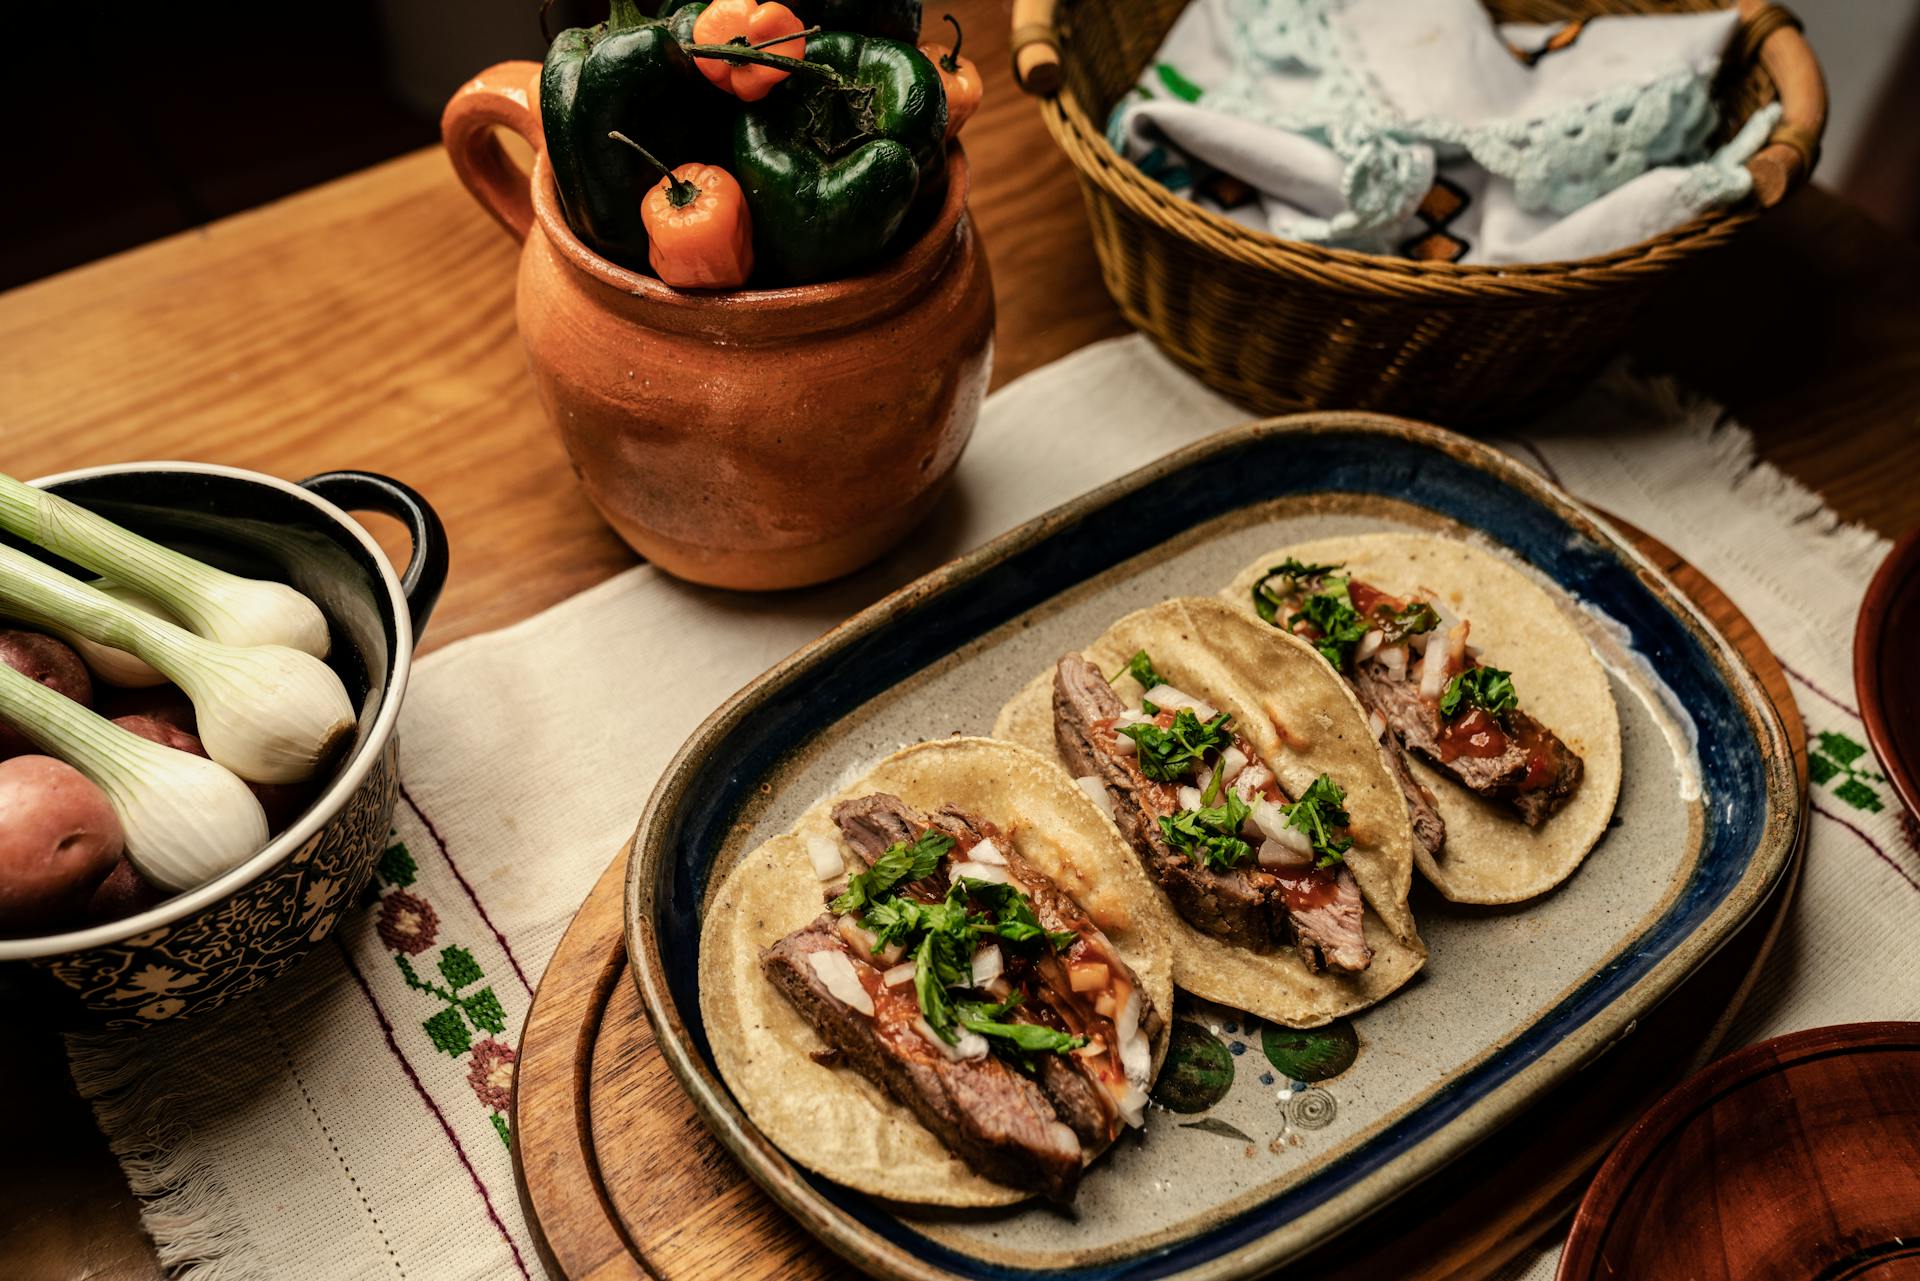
(700, 737, 1175, 1207)
(1223, 532, 1621, 904)
(994, 597, 1425, 1028)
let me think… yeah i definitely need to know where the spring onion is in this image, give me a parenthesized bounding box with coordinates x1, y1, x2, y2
(0, 661, 268, 891)
(0, 543, 354, 783)
(48, 581, 171, 688)
(0, 473, 330, 658)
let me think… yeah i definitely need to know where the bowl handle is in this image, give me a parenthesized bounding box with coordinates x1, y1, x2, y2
(441, 59, 544, 242)
(299, 472, 450, 640)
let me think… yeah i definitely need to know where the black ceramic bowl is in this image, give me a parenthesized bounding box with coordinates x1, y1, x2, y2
(0, 463, 446, 1028)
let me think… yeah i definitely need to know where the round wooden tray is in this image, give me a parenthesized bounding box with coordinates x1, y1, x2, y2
(510, 520, 1809, 1281)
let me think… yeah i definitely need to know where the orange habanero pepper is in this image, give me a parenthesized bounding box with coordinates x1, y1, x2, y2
(609, 131, 755, 289)
(920, 14, 982, 142)
(692, 0, 808, 103)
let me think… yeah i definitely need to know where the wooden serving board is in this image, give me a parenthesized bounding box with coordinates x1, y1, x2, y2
(510, 519, 1808, 1281)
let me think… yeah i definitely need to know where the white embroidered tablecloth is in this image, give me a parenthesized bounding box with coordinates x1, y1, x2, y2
(66, 335, 1918, 1280)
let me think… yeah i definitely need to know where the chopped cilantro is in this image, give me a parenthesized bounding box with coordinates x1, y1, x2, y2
(1252, 558, 1339, 624)
(1112, 649, 1163, 694)
(1288, 577, 1371, 671)
(829, 830, 953, 914)
(1281, 773, 1353, 868)
(956, 992, 1087, 1060)
(1118, 707, 1235, 782)
(1439, 666, 1517, 721)
(859, 864, 1079, 1045)
(1159, 788, 1255, 870)
(1374, 599, 1439, 644)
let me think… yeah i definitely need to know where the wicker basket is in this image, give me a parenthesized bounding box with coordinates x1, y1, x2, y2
(1011, 0, 1826, 423)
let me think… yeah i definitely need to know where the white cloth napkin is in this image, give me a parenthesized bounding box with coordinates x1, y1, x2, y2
(67, 337, 1918, 1280)
(1111, 0, 1781, 262)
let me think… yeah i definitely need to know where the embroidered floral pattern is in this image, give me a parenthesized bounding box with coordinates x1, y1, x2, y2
(374, 834, 518, 1148)
(1808, 731, 1886, 814)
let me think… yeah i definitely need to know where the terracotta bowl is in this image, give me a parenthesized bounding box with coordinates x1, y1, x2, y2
(1855, 526, 1920, 819)
(442, 61, 995, 590)
(0, 464, 447, 1028)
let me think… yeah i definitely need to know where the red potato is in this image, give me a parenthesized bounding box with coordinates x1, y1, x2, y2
(87, 857, 169, 925)
(111, 714, 316, 835)
(0, 629, 94, 760)
(0, 755, 124, 932)
(95, 683, 195, 732)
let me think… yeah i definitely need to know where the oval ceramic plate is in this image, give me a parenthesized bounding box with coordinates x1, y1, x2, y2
(626, 414, 1800, 1281)
(1558, 1021, 1920, 1280)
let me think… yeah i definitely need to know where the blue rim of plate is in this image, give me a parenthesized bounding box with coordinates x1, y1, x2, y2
(626, 413, 1799, 1281)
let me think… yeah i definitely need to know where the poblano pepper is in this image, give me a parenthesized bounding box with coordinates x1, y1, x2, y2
(730, 33, 946, 284)
(542, 0, 723, 270)
(659, 0, 920, 42)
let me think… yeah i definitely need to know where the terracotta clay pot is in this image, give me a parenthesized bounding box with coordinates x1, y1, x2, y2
(441, 61, 994, 590)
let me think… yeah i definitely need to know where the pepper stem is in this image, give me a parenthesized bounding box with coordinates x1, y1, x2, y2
(940, 14, 963, 72)
(607, 0, 649, 27)
(744, 24, 819, 51)
(607, 131, 702, 208)
(682, 41, 841, 79)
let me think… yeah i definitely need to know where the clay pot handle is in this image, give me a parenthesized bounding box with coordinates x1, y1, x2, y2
(1010, 0, 1061, 96)
(441, 60, 544, 243)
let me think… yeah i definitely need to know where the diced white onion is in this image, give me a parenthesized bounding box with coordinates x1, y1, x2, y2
(833, 910, 879, 960)
(882, 962, 915, 988)
(915, 1017, 988, 1060)
(1116, 708, 1155, 728)
(1178, 785, 1204, 811)
(1378, 644, 1408, 682)
(1368, 710, 1388, 740)
(1076, 775, 1117, 820)
(1248, 799, 1288, 842)
(807, 950, 874, 1016)
(1118, 1021, 1152, 1090)
(1219, 745, 1249, 782)
(1355, 629, 1385, 663)
(1448, 620, 1470, 666)
(1115, 1079, 1151, 1129)
(1143, 684, 1216, 720)
(1419, 632, 1450, 698)
(1116, 986, 1141, 1048)
(1094, 991, 1117, 1018)
(970, 944, 1003, 987)
(1109, 733, 1138, 756)
(805, 835, 845, 881)
(951, 859, 1010, 885)
(1073, 1040, 1108, 1059)
(1258, 835, 1313, 868)
(967, 837, 1007, 866)
(1234, 763, 1275, 802)
(1068, 960, 1110, 992)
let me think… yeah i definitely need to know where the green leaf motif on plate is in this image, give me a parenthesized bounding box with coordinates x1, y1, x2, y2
(1154, 1020, 1234, 1113)
(1260, 1018, 1359, 1082)
(1179, 1117, 1256, 1143)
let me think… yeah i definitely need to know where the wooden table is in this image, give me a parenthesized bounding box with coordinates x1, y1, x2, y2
(2, 2, 1917, 1273)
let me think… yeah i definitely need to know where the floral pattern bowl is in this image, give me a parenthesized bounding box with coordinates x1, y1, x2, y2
(0, 463, 447, 1029)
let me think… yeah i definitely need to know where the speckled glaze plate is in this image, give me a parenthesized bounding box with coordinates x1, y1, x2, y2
(625, 414, 1799, 1281)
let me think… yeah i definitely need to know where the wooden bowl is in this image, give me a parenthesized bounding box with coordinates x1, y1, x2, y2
(1855, 527, 1920, 818)
(1558, 1022, 1920, 1280)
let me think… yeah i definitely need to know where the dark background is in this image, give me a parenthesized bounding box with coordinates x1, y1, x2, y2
(6, 1, 1917, 292)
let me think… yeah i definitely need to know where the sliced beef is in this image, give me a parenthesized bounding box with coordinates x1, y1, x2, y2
(1352, 665, 1582, 826)
(1376, 730, 1448, 862)
(1274, 866, 1371, 972)
(1052, 654, 1372, 972)
(763, 919, 1085, 1200)
(832, 793, 950, 898)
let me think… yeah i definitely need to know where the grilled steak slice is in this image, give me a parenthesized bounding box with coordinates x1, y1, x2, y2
(763, 919, 1085, 1200)
(1052, 654, 1372, 972)
(832, 794, 1161, 1145)
(1352, 665, 1582, 826)
(832, 793, 951, 899)
(1377, 730, 1447, 862)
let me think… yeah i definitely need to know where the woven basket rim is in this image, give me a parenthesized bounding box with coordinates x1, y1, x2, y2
(1044, 17, 1783, 293)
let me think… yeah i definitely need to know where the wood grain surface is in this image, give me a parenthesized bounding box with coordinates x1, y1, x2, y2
(0, 0, 1910, 1274)
(509, 519, 1810, 1281)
